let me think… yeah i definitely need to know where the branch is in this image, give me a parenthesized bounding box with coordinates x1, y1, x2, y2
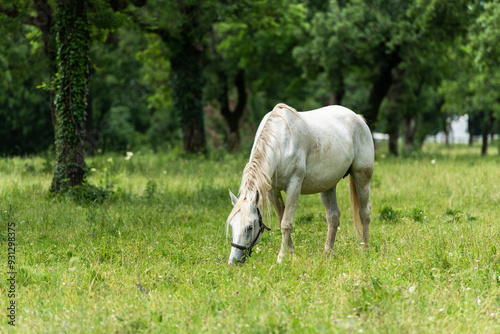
(124, 9, 173, 44)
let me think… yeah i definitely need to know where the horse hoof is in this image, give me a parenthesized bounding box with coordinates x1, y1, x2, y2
(277, 250, 286, 263)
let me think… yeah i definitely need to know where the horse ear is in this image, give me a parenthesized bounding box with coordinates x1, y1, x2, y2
(229, 190, 238, 206)
(254, 190, 260, 205)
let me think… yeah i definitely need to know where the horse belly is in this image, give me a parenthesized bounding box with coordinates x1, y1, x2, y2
(300, 140, 353, 194)
(300, 166, 347, 194)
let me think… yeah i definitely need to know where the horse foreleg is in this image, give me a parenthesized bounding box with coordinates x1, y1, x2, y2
(277, 183, 301, 263)
(268, 190, 285, 229)
(320, 186, 340, 255)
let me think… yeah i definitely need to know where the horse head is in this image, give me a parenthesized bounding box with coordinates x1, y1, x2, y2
(227, 190, 269, 265)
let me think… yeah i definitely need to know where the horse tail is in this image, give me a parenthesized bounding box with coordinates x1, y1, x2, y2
(349, 174, 363, 239)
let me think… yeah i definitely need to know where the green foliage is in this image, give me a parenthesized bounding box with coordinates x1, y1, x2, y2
(445, 208, 477, 224)
(143, 178, 157, 199)
(0, 17, 53, 155)
(469, 1, 500, 71)
(442, 1, 500, 121)
(378, 205, 425, 223)
(136, 34, 179, 150)
(58, 182, 114, 205)
(1, 0, 499, 157)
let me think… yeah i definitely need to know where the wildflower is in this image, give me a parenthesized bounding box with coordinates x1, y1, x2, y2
(125, 152, 134, 160)
(431, 159, 436, 164)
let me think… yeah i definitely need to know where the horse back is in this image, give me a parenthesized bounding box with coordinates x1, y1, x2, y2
(275, 105, 373, 194)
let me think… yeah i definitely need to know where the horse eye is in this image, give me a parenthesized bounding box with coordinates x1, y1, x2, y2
(247, 225, 253, 231)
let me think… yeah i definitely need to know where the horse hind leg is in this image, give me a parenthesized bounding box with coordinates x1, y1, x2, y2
(320, 186, 340, 255)
(351, 167, 373, 247)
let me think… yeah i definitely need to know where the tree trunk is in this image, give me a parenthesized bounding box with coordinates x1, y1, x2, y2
(327, 90, 344, 106)
(468, 128, 474, 146)
(387, 120, 399, 156)
(468, 116, 475, 146)
(444, 126, 450, 146)
(219, 69, 247, 152)
(403, 117, 417, 155)
(50, 0, 89, 192)
(326, 65, 345, 106)
(364, 50, 401, 132)
(481, 111, 494, 156)
(168, 23, 206, 153)
(130, 4, 208, 154)
(481, 130, 488, 156)
(170, 43, 206, 154)
(386, 67, 404, 156)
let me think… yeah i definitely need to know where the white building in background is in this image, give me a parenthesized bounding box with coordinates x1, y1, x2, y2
(373, 132, 389, 141)
(374, 114, 497, 144)
(428, 114, 499, 144)
(373, 116, 470, 143)
(430, 114, 469, 144)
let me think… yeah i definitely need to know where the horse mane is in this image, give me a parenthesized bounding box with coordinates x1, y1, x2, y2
(227, 103, 299, 235)
(240, 103, 299, 204)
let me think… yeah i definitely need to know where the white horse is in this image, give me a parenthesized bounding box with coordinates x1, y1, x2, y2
(227, 103, 374, 264)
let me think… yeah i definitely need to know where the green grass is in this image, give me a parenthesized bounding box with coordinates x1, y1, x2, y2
(1, 143, 499, 333)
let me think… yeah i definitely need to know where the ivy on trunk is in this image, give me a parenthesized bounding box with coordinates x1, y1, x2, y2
(50, 0, 89, 192)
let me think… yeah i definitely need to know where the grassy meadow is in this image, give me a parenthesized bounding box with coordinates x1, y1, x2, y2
(1, 143, 499, 333)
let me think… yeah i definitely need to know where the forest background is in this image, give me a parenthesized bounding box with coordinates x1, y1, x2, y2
(1, 0, 500, 160)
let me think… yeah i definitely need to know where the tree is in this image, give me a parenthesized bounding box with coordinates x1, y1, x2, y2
(206, 1, 307, 151)
(129, 0, 226, 154)
(467, 1, 500, 155)
(294, 0, 477, 141)
(441, 1, 500, 155)
(50, 0, 90, 192)
(293, 1, 347, 106)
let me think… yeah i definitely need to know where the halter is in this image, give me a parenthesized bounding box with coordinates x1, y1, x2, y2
(230, 208, 270, 257)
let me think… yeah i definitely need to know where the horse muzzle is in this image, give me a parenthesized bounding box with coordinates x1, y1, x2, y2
(228, 247, 248, 265)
